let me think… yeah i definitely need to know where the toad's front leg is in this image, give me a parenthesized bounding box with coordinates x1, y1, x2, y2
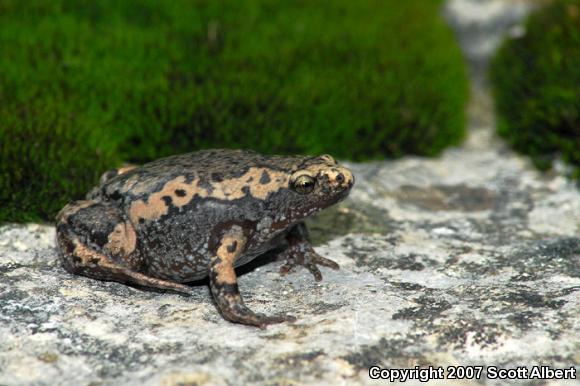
(209, 225, 296, 328)
(279, 222, 340, 281)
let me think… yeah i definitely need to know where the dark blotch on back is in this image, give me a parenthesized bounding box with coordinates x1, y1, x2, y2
(211, 172, 224, 182)
(260, 170, 271, 184)
(109, 190, 122, 201)
(175, 189, 186, 197)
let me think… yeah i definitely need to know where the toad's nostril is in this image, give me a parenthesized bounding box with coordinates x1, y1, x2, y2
(336, 173, 345, 184)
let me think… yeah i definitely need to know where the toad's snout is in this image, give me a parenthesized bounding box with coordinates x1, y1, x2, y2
(323, 166, 354, 190)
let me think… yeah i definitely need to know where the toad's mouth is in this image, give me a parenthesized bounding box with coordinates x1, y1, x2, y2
(320, 183, 353, 207)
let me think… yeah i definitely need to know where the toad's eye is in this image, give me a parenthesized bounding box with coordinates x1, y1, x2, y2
(292, 175, 316, 194)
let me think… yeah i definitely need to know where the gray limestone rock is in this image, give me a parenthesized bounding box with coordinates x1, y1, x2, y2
(1, 144, 579, 385)
(1, 1, 579, 385)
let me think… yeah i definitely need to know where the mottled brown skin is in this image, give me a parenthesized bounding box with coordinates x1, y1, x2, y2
(55, 149, 354, 327)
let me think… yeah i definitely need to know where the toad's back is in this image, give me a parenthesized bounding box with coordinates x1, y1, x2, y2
(95, 150, 310, 281)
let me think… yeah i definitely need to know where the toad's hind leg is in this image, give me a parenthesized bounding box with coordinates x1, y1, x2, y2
(55, 200, 193, 295)
(209, 225, 296, 328)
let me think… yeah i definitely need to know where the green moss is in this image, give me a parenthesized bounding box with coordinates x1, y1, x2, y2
(0, 0, 467, 223)
(490, 0, 580, 178)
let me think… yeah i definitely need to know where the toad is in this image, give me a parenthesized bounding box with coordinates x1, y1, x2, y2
(56, 149, 354, 327)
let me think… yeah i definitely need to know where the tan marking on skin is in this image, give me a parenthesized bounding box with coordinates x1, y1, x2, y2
(72, 238, 106, 265)
(289, 161, 339, 180)
(290, 164, 353, 188)
(212, 167, 289, 200)
(129, 176, 209, 224)
(56, 201, 95, 222)
(105, 222, 137, 256)
(116, 164, 138, 175)
(127, 160, 350, 225)
(321, 168, 342, 187)
(130, 168, 291, 224)
(214, 229, 247, 285)
(129, 199, 166, 225)
(72, 238, 131, 271)
(297, 164, 332, 177)
(319, 154, 336, 164)
(69, 238, 191, 293)
(170, 178, 202, 207)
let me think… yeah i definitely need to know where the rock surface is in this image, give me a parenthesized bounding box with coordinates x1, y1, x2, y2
(1, 1, 579, 385)
(2, 149, 579, 386)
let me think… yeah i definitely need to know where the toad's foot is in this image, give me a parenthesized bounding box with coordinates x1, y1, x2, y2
(210, 225, 296, 327)
(212, 298, 296, 329)
(278, 222, 339, 282)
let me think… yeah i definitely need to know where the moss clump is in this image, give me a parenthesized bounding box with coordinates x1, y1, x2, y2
(490, 0, 580, 178)
(0, 0, 467, 223)
(0, 121, 114, 222)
